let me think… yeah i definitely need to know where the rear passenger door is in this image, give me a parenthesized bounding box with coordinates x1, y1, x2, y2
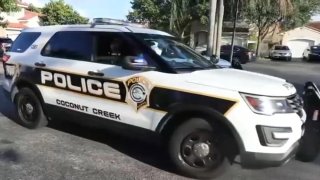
(37, 31, 157, 129)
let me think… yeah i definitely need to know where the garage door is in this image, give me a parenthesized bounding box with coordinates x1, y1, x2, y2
(287, 39, 315, 58)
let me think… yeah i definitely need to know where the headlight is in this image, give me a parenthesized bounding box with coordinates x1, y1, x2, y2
(241, 93, 293, 116)
(286, 52, 292, 56)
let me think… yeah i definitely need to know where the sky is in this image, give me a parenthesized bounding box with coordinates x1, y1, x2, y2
(24, 0, 132, 20)
(23, 0, 320, 22)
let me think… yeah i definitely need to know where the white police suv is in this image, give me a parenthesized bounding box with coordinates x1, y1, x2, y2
(1, 19, 306, 179)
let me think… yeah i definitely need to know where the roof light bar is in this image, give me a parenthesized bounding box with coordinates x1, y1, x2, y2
(91, 18, 146, 28)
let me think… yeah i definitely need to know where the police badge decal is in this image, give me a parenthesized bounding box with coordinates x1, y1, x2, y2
(126, 77, 152, 111)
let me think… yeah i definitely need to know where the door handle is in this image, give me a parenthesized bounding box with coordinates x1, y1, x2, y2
(34, 62, 46, 67)
(88, 71, 104, 77)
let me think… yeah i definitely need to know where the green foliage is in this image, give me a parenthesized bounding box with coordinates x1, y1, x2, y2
(128, 0, 209, 39)
(40, 0, 88, 25)
(27, 4, 42, 13)
(0, 0, 19, 27)
(283, 0, 320, 30)
(127, 0, 171, 31)
(0, 0, 19, 12)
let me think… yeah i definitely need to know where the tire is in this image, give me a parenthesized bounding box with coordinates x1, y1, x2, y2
(15, 88, 48, 129)
(287, 57, 292, 61)
(296, 129, 320, 162)
(168, 118, 230, 179)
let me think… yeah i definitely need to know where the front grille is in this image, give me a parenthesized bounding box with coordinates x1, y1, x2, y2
(287, 94, 304, 117)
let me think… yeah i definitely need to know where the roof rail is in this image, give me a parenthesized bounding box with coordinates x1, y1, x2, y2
(91, 18, 146, 28)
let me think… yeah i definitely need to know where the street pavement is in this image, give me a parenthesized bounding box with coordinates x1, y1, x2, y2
(1, 59, 320, 180)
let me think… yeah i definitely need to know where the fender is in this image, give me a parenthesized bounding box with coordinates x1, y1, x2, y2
(155, 103, 245, 153)
(11, 77, 48, 117)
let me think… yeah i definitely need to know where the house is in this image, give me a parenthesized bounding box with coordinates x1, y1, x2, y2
(190, 20, 250, 50)
(0, 0, 41, 40)
(282, 22, 320, 58)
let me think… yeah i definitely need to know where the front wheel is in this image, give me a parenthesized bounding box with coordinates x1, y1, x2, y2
(168, 118, 230, 179)
(15, 88, 48, 129)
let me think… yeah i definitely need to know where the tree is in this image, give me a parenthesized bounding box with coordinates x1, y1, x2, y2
(40, 0, 88, 25)
(27, 3, 41, 13)
(0, 0, 19, 26)
(128, 0, 209, 40)
(127, 0, 171, 31)
(0, 0, 19, 12)
(283, 0, 320, 30)
(243, 0, 294, 56)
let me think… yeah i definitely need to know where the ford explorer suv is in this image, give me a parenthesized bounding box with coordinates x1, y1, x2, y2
(1, 18, 306, 179)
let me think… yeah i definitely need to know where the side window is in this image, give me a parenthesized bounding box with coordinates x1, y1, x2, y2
(42, 31, 93, 61)
(94, 32, 146, 66)
(10, 32, 41, 53)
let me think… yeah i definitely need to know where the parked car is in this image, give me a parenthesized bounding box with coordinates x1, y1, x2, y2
(303, 46, 320, 61)
(220, 45, 255, 64)
(269, 45, 292, 61)
(0, 37, 13, 51)
(2, 18, 305, 179)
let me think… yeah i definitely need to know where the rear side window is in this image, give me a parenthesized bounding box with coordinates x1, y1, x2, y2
(10, 32, 41, 53)
(41, 31, 93, 61)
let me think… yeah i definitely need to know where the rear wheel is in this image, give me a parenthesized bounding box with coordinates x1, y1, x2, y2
(15, 88, 48, 129)
(168, 118, 230, 179)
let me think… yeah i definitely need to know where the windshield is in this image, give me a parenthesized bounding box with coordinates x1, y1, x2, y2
(136, 34, 215, 70)
(274, 46, 289, 50)
(311, 46, 320, 52)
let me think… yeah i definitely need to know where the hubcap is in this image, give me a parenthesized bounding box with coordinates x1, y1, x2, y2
(18, 96, 37, 123)
(25, 103, 34, 114)
(193, 142, 210, 158)
(180, 130, 222, 169)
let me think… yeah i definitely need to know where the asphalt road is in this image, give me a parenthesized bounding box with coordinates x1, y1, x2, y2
(1, 59, 320, 180)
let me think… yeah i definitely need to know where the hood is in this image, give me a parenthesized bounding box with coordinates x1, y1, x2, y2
(186, 69, 296, 97)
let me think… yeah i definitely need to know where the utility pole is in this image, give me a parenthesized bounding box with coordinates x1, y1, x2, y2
(169, 1, 176, 32)
(216, 0, 224, 58)
(207, 0, 217, 56)
(229, 0, 240, 64)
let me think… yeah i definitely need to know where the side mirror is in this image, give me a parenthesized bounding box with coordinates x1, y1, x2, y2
(210, 55, 219, 64)
(122, 56, 156, 71)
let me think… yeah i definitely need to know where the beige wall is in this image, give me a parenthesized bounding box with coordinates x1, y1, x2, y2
(0, 27, 6, 37)
(282, 27, 320, 45)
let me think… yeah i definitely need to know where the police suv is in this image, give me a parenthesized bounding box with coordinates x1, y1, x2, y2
(1, 18, 306, 179)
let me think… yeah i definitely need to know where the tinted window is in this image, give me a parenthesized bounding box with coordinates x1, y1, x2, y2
(311, 46, 320, 51)
(42, 31, 93, 61)
(0, 38, 13, 44)
(95, 32, 145, 66)
(274, 46, 289, 50)
(10, 32, 40, 53)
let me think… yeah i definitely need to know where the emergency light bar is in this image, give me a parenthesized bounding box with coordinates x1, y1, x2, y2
(91, 18, 146, 28)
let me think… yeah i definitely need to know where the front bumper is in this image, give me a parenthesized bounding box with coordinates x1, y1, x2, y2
(241, 141, 299, 168)
(225, 99, 305, 168)
(271, 54, 291, 59)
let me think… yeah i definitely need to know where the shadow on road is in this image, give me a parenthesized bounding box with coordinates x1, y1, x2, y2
(49, 120, 175, 173)
(0, 87, 174, 175)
